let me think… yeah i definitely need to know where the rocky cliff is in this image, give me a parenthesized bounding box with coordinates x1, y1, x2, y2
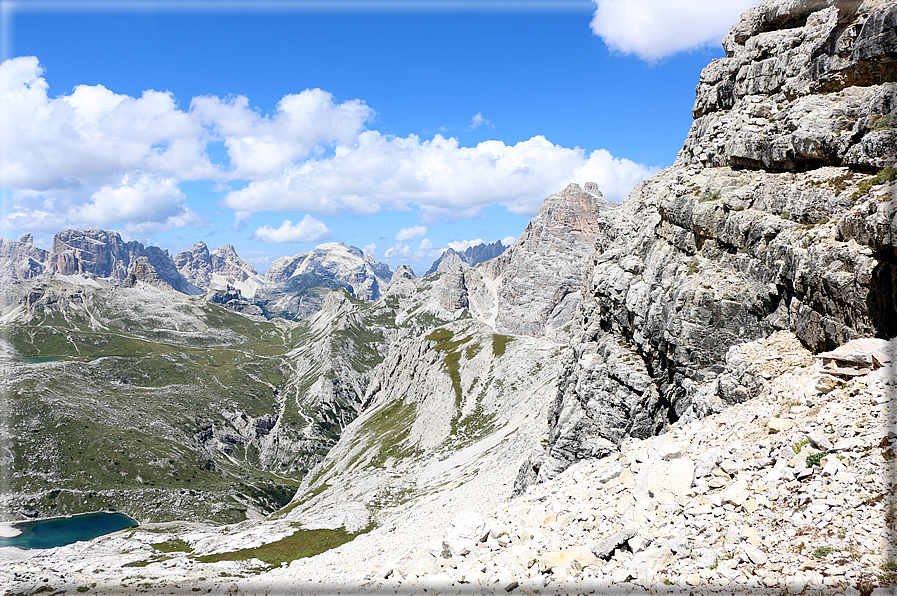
(0, 234, 49, 283)
(458, 182, 613, 340)
(174, 241, 264, 298)
(0, 228, 203, 295)
(538, 0, 897, 486)
(1, 2, 895, 593)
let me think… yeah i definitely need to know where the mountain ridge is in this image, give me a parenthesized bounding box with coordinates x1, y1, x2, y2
(0, 0, 894, 593)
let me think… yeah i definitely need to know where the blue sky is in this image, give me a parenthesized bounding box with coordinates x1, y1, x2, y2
(0, 0, 755, 273)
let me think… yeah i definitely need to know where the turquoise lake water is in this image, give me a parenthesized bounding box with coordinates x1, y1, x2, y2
(21, 356, 65, 363)
(0, 512, 138, 549)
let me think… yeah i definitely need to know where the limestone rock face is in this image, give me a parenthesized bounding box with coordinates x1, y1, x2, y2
(428, 247, 468, 274)
(282, 318, 570, 539)
(121, 256, 164, 287)
(0, 235, 49, 283)
(174, 241, 263, 298)
(683, 0, 897, 171)
(383, 264, 416, 299)
(26, 228, 203, 294)
(265, 242, 391, 302)
(539, 0, 897, 485)
(463, 182, 613, 340)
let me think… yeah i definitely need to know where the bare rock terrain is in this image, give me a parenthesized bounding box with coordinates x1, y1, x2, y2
(0, 1, 895, 594)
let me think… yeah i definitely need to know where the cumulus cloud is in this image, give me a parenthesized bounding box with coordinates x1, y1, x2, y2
(250, 214, 331, 243)
(1, 55, 658, 237)
(590, 0, 754, 61)
(394, 225, 428, 241)
(501, 236, 516, 246)
(414, 238, 441, 260)
(363, 243, 377, 258)
(223, 134, 656, 217)
(190, 90, 372, 179)
(384, 242, 411, 259)
(0, 57, 213, 190)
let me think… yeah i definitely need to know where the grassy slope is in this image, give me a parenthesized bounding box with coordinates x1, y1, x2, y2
(0, 283, 370, 523)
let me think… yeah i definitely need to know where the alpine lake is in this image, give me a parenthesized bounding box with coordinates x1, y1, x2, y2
(0, 512, 138, 549)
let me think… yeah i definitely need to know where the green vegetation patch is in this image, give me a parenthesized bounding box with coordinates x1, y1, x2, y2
(812, 546, 833, 559)
(852, 166, 897, 200)
(195, 524, 372, 566)
(152, 538, 193, 553)
(492, 334, 514, 358)
(426, 328, 474, 404)
(699, 190, 721, 202)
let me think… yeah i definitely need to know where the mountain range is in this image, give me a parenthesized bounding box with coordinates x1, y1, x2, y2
(0, 0, 895, 592)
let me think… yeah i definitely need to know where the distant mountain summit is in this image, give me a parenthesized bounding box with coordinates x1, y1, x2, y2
(253, 242, 393, 320)
(0, 232, 393, 320)
(462, 182, 614, 339)
(0, 228, 202, 295)
(424, 239, 507, 275)
(174, 241, 265, 298)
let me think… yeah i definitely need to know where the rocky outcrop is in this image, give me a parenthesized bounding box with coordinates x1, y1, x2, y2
(0, 234, 49, 283)
(206, 286, 266, 319)
(425, 240, 507, 275)
(174, 242, 263, 298)
(539, 0, 897, 486)
(120, 256, 165, 288)
(279, 318, 570, 539)
(427, 248, 468, 274)
(683, 0, 896, 171)
(398, 333, 894, 593)
(461, 182, 612, 340)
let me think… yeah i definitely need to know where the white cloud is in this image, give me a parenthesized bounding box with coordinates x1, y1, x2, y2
(0, 57, 213, 191)
(384, 242, 412, 259)
(223, 134, 656, 217)
(572, 148, 660, 205)
(0, 171, 202, 235)
(394, 225, 428, 241)
(501, 236, 516, 246)
(447, 238, 484, 252)
(414, 238, 442, 260)
(470, 112, 492, 130)
(1, 55, 658, 237)
(191, 90, 372, 179)
(250, 214, 331, 243)
(590, 0, 754, 62)
(363, 243, 377, 258)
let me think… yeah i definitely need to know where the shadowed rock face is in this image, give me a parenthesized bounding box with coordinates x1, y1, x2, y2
(534, 0, 897, 488)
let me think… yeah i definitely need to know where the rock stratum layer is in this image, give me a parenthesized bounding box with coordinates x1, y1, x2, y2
(540, 0, 897, 485)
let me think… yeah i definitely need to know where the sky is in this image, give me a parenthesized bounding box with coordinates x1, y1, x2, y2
(0, 0, 756, 273)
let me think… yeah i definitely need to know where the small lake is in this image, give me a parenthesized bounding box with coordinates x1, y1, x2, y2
(21, 356, 65, 363)
(0, 512, 138, 549)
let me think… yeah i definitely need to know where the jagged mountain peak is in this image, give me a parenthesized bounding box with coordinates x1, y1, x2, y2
(425, 239, 507, 275)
